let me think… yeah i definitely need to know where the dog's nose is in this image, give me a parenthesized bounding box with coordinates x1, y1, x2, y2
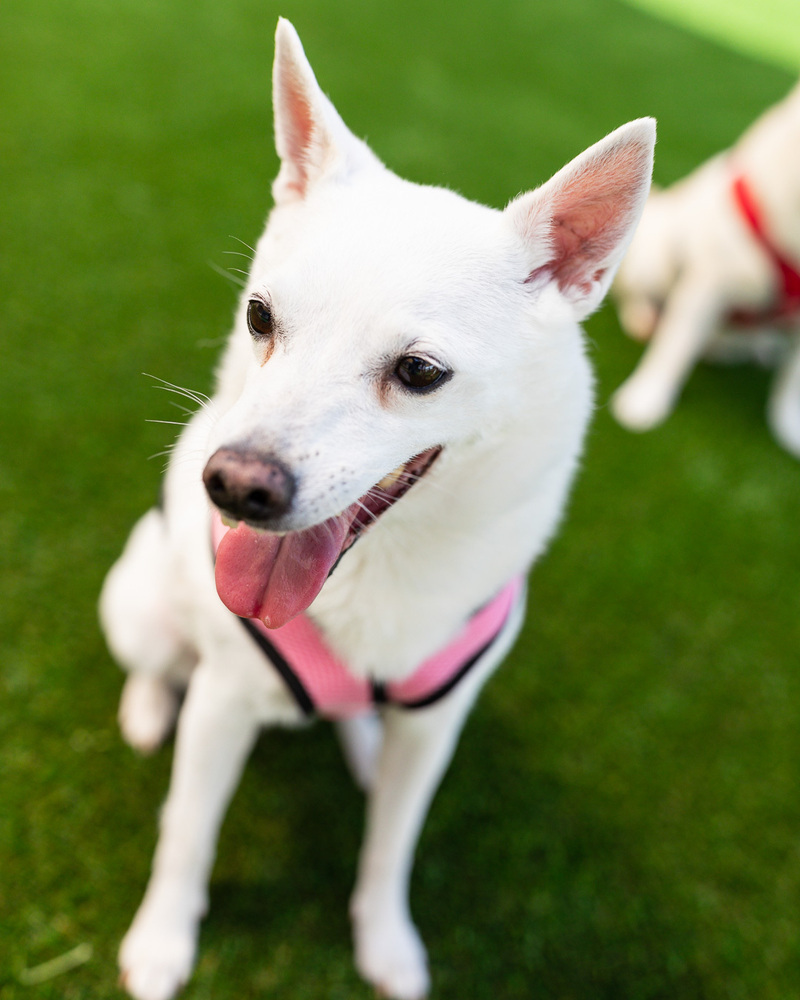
(203, 448, 295, 523)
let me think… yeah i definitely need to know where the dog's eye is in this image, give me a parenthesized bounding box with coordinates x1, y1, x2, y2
(395, 356, 448, 392)
(247, 299, 273, 338)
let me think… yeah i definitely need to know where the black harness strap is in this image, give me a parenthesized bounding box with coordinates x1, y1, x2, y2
(237, 607, 510, 718)
(393, 629, 504, 710)
(238, 617, 315, 717)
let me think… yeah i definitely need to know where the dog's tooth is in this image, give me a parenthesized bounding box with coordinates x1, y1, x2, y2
(377, 464, 404, 491)
(221, 514, 239, 529)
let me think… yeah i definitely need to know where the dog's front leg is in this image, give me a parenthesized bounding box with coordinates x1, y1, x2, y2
(119, 660, 260, 1000)
(767, 331, 800, 457)
(350, 689, 478, 1000)
(612, 274, 725, 431)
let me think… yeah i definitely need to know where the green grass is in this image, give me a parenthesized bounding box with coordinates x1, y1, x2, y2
(622, 0, 800, 72)
(2, 0, 799, 998)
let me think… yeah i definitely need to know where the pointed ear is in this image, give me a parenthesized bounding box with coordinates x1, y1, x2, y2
(504, 118, 656, 320)
(271, 19, 379, 205)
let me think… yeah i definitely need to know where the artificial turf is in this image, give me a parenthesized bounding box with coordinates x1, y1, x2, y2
(2, 0, 800, 997)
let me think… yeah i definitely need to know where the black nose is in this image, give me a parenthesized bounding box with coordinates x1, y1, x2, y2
(203, 448, 295, 523)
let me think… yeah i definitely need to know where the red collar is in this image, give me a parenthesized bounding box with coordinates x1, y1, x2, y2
(730, 173, 800, 324)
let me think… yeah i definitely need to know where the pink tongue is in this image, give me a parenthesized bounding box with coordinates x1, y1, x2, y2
(214, 512, 354, 629)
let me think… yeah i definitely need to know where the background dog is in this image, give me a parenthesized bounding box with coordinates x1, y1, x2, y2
(611, 81, 800, 458)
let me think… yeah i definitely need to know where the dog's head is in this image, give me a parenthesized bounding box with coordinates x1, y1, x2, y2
(204, 19, 655, 627)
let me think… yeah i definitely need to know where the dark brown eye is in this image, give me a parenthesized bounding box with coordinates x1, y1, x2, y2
(395, 355, 448, 392)
(247, 298, 273, 338)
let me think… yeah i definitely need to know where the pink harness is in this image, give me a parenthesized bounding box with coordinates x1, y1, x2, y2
(730, 173, 800, 325)
(212, 512, 523, 719)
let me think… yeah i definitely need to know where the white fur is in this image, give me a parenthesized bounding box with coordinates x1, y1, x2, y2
(612, 81, 800, 456)
(100, 19, 654, 1000)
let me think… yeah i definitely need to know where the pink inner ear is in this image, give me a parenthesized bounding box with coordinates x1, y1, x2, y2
(521, 138, 653, 298)
(275, 66, 318, 198)
(545, 193, 621, 293)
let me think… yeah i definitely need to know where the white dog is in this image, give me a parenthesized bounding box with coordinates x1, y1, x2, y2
(611, 81, 800, 457)
(100, 19, 654, 1000)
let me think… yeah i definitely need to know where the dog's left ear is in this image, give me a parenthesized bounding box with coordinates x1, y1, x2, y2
(505, 118, 655, 320)
(271, 19, 380, 205)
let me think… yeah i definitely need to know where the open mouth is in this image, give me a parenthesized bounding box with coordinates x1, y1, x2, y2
(348, 445, 442, 537)
(213, 445, 442, 628)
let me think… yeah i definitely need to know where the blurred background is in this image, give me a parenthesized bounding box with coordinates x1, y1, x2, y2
(2, 1, 799, 997)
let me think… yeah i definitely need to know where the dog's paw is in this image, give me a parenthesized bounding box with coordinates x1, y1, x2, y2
(118, 674, 179, 754)
(119, 910, 197, 1000)
(352, 907, 430, 1000)
(611, 377, 673, 432)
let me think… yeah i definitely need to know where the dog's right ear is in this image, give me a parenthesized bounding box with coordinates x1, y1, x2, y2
(272, 19, 380, 205)
(504, 118, 656, 321)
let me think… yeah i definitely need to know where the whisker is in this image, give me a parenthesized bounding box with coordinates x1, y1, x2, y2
(167, 401, 195, 417)
(195, 337, 230, 349)
(399, 471, 458, 501)
(152, 446, 206, 463)
(319, 517, 342, 546)
(228, 235, 257, 258)
(351, 496, 383, 529)
(208, 260, 246, 287)
(143, 373, 210, 400)
(147, 447, 207, 474)
(143, 373, 212, 410)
